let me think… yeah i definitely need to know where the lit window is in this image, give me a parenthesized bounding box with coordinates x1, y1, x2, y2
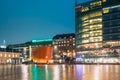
(82, 15, 89, 20)
(102, 0, 106, 2)
(89, 11, 102, 18)
(82, 39, 89, 43)
(13, 54, 14, 57)
(9, 55, 11, 57)
(64, 41, 66, 43)
(67, 41, 69, 43)
(95, 39, 98, 42)
(5, 54, 7, 57)
(90, 1, 102, 9)
(73, 38, 75, 40)
(81, 7, 89, 12)
(0, 54, 2, 57)
(103, 9, 109, 14)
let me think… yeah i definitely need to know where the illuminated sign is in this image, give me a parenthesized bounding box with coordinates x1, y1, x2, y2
(32, 39, 52, 43)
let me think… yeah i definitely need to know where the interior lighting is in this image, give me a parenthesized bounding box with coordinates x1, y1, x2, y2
(102, 0, 106, 2)
(103, 9, 109, 14)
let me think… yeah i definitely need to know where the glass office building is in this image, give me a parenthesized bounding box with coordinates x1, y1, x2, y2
(75, 0, 120, 63)
(102, 0, 120, 47)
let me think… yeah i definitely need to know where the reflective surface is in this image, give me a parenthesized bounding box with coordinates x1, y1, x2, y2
(0, 64, 120, 80)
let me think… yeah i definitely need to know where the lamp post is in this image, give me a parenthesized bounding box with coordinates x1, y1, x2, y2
(3, 40, 6, 64)
(46, 56, 48, 64)
(54, 45, 58, 59)
(3, 40, 6, 52)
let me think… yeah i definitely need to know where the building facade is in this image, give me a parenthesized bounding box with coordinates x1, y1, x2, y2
(0, 52, 20, 64)
(32, 46, 52, 63)
(102, 0, 120, 48)
(53, 33, 75, 62)
(75, 0, 120, 63)
(7, 39, 53, 62)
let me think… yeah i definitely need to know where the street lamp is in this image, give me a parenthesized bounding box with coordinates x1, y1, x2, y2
(54, 45, 58, 58)
(54, 45, 57, 49)
(46, 56, 48, 64)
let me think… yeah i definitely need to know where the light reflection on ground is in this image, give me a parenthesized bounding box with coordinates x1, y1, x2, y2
(0, 64, 119, 80)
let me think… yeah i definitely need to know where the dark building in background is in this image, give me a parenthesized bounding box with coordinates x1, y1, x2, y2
(75, 0, 120, 63)
(52, 33, 75, 62)
(7, 42, 29, 62)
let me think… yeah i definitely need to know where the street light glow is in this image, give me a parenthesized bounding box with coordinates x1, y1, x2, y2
(54, 46, 57, 49)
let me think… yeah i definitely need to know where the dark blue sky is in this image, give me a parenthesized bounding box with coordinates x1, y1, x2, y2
(0, 0, 90, 45)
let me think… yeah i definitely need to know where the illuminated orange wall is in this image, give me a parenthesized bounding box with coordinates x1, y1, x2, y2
(32, 46, 52, 63)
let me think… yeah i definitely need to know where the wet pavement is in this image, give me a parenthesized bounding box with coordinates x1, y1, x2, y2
(0, 64, 120, 80)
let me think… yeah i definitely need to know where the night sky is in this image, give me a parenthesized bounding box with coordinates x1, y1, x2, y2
(0, 0, 90, 45)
